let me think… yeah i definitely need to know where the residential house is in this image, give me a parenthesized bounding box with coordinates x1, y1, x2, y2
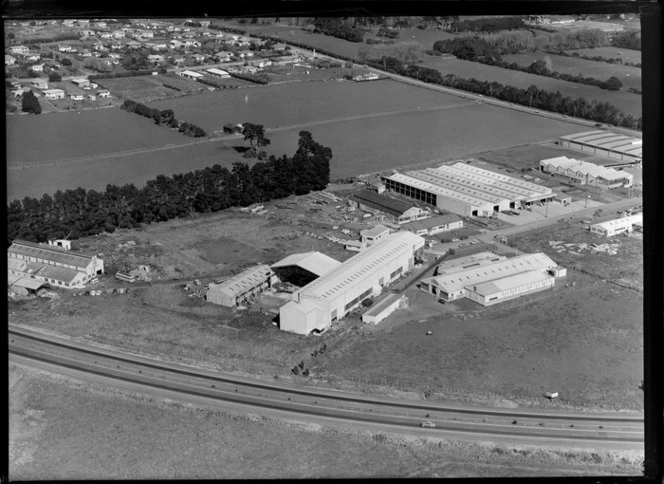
(72, 78, 90, 87)
(5, 55, 16, 66)
(11, 88, 27, 97)
(206, 68, 230, 78)
(62, 19, 76, 27)
(126, 40, 142, 49)
(173, 57, 185, 66)
(178, 70, 203, 80)
(31, 79, 48, 89)
(89, 82, 99, 89)
(151, 43, 168, 51)
(87, 94, 97, 101)
(110, 42, 122, 50)
(30, 63, 45, 72)
(69, 93, 84, 100)
(169, 40, 184, 49)
(97, 90, 111, 98)
(137, 29, 154, 39)
(184, 40, 201, 48)
(10, 45, 29, 55)
(95, 21, 107, 28)
(192, 53, 206, 63)
(108, 52, 121, 60)
(250, 59, 271, 68)
(80, 29, 96, 37)
(99, 32, 113, 39)
(80, 49, 93, 57)
(111, 30, 125, 38)
(200, 20, 211, 27)
(22, 53, 41, 62)
(238, 50, 254, 58)
(147, 54, 164, 64)
(58, 45, 73, 52)
(77, 19, 90, 25)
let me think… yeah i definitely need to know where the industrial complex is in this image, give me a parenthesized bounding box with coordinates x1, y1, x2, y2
(381, 162, 554, 217)
(7, 240, 104, 294)
(590, 213, 643, 237)
(279, 231, 425, 335)
(540, 156, 633, 189)
(420, 252, 565, 306)
(206, 265, 277, 307)
(558, 131, 643, 163)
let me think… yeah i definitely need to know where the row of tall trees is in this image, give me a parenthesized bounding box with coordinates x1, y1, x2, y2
(611, 31, 641, 50)
(121, 99, 207, 137)
(448, 16, 525, 33)
(313, 18, 364, 42)
(7, 131, 332, 246)
(367, 56, 641, 129)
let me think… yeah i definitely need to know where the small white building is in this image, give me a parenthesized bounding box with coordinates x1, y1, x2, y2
(361, 293, 408, 325)
(69, 93, 84, 100)
(5, 55, 16, 66)
(97, 90, 111, 98)
(540, 156, 633, 189)
(590, 213, 643, 237)
(400, 214, 463, 236)
(58, 44, 73, 52)
(72, 78, 91, 87)
(147, 54, 164, 63)
(23, 53, 41, 62)
(206, 67, 231, 78)
(360, 225, 390, 245)
(178, 70, 203, 80)
(30, 63, 45, 72)
(31, 79, 48, 89)
(42, 88, 65, 99)
(10, 45, 29, 55)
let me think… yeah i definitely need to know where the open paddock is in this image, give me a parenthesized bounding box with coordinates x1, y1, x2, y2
(501, 52, 642, 91)
(418, 57, 641, 117)
(99, 74, 210, 102)
(566, 47, 641, 64)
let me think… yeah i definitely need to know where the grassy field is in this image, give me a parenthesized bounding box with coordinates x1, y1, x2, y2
(10, 365, 638, 480)
(418, 57, 642, 117)
(7, 86, 590, 201)
(6, 107, 190, 165)
(97, 74, 213, 102)
(567, 47, 641, 64)
(146, 79, 464, 133)
(501, 53, 642, 91)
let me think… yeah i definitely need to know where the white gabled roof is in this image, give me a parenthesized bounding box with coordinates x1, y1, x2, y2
(384, 173, 491, 208)
(272, 251, 341, 277)
(207, 264, 273, 298)
(591, 213, 643, 231)
(181, 69, 202, 77)
(472, 270, 553, 296)
(299, 232, 424, 301)
(541, 156, 632, 181)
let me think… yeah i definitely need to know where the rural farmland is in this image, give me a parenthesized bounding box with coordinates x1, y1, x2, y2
(501, 53, 642, 91)
(418, 57, 642, 117)
(567, 47, 641, 64)
(8, 90, 591, 202)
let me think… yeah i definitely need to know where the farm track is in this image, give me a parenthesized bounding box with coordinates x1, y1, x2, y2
(8, 325, 644, 450)
(7, 101, 472, 170)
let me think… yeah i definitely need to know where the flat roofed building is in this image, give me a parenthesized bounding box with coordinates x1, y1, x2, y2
(349, 190, 429, 224)
(360, 225, 390, 244)
(42, 88, 65, 99)
(559, 131, 642, 162)
(434, 252, 507, 276)
(361, 293, 408, 325)
(179, 69, 203, 79)
(271, 251, 341, 286)
(401, 214, 463, 236)
(420, 252, 558, 304)
(540, 156, 633, 188)
(206, 265, 277, 307)
(8, 240, 104, 288)
(279, 232, 425, 335)
(590, 213, 643, 237)
(467, 269, 555, 306)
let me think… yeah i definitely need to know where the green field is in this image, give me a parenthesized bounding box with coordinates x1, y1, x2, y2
(567, 47, 641, 64)
(418, 57, 642, 117)
(7, 80, 591, 201)
(98, 74, 212, 102)
(501, 52, 642, 91)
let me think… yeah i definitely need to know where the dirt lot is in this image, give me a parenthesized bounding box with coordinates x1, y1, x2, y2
(10, 364, 640, 480)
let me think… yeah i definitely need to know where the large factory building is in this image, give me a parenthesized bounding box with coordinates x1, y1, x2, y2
(279, 232, 425, 335)
(420, 252, 563, 306)
(558, 131, 642, 163)
(381, 162, 553, 217)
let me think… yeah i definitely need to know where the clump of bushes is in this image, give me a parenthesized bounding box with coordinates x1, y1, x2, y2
(162, 83, 182, 91)
(121, 99, 206, 137)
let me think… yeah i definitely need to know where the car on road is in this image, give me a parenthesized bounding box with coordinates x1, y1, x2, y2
(420, 421, 436, 428)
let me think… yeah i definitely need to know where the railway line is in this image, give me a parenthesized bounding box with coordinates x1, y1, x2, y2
(9, 325, 643, 450)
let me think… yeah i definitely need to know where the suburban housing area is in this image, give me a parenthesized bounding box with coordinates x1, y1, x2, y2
(7, 13, 645, 479)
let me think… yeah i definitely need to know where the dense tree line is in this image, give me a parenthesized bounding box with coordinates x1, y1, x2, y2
(553, 50, 641, 68)
(611, 31, 640, 50)
(313, 18, 364, 42)
(366, 56, 641, 130)
(433, 28, 609, 57)
(21, 91, 42, 114)
(228, 71, 269, 84)
(448, 16, 525, 33)
(89, 69, 158, 80)
(209, 24, 248, 35)
(517, 59, 626, 91)
(6, 131, 331, 246)
(121, 99, 207, 137)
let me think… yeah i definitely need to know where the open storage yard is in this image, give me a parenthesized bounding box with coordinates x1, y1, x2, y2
(417, 57, 641, 117)
(500, 53, 642, 91)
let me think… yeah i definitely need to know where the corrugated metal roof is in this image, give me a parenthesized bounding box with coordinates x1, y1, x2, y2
(424, 253, 557, 294)
(408, 170, 509, 205)
(349, 190, 414, 217)
(401, 214, 462, 232)
(9, 240, 95, 269)
(208, 264, 273, 298)
(30, 264, 80, 283)
(271, 251, 341, 277)
(448, 163, 552, 195)
(541, 157, 632, 181)
(384, 173, 491, 208)
(361, 225, 390, 238)
(591, 213, 643, 231)
(472, 270, 553, 296)
(560, 131, 643, 158)
(299, 232, 424, 300)
(431, 166, 529, 201)
(11, 277, 49, 290)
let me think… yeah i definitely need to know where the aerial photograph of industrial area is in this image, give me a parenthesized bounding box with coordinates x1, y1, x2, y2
(7, 8, 649, 479)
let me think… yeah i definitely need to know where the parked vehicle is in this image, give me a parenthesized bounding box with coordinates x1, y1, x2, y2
(420, 421, 436, 428)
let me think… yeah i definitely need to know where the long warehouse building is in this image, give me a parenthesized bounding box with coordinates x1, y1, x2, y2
(558, 131, 642, 163)
(279, 232, 425, 335)
(381, 162, 553, 217)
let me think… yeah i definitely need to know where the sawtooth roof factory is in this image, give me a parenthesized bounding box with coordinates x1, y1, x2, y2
(381, 162, 554, 217)
(279, 232, 425, 335)
(420, 252, 565, 306)
(558, 131, 642, 163)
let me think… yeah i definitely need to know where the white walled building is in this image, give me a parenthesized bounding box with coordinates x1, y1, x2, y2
(590, 213, 643, 237)
(279, 232, 425, 335)
(360, 225, 390, 244)
(400, 214, 463, 236)
(206, 265, 277, 307)
(540, 156, 633, 189)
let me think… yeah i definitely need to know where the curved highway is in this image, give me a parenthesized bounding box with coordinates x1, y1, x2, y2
(9, 324, 643, 451)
